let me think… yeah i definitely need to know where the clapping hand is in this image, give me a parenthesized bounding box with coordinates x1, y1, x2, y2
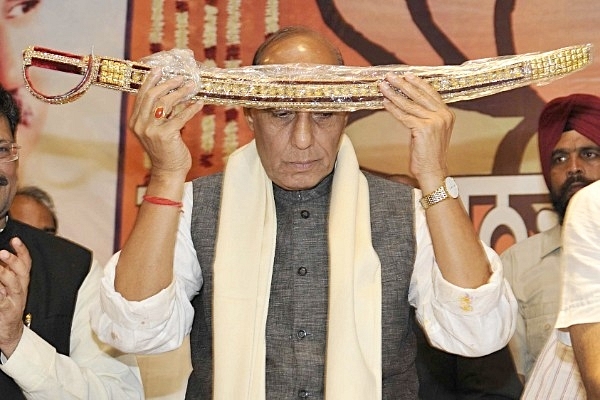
(0, 238, 31, 358)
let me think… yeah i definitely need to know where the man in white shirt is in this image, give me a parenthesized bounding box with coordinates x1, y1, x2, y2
(524, 183, 600, 400)
(555, 180, 600, 397)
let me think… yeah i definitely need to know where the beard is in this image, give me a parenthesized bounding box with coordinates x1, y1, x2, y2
(551, 174, 594, 224)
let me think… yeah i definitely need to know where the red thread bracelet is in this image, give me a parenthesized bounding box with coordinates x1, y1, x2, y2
(142, 195, 183, 208)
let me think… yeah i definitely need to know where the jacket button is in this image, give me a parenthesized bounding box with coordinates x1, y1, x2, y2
(297, 329, 308, 339)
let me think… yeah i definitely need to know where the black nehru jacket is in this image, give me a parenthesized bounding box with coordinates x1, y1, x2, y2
(0, 217, 92, 399)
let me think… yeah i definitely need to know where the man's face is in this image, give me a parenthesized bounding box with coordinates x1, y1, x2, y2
(245, 32, 348, 190)
(0, 116, 18, 219)
(549, 129, 600, 220)
(246, 109, 348, 190)
(0, 0, 48, 160)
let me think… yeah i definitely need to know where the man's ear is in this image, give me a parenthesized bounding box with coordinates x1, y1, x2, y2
(243, 108, 255, 132)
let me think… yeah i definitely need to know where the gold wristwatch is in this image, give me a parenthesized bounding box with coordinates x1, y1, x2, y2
(419, 177, 459, 209)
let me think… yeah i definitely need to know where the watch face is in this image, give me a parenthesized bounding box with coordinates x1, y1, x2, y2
(445, 177, 459, 198)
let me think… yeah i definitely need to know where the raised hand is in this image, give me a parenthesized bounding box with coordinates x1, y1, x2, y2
(129, 69, 204, 177)
(0, 238, 32, 358)
(379, 72, 455, 189)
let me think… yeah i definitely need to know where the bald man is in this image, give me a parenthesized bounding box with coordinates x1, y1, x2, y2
(9, 186, 57, 234)
(93, 26, 516, 399)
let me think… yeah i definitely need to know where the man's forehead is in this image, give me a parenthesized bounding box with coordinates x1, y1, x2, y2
(560, 129, 600, 142)
(553, 129, 600, 149)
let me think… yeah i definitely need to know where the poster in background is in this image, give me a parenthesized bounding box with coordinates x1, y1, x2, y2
(119, 0, 600, 254)
(2, 1, 128, 264)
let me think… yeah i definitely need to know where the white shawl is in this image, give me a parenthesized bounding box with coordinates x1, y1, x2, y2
(213, 135, 382, 399)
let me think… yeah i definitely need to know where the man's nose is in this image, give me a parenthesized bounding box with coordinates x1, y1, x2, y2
(567, 155, 584, 176)
(291, 113, 314, 149)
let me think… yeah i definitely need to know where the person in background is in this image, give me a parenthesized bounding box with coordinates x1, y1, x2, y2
(10, 184, 186, 399)
(504, 94, 600, 398)
(9, 186, 57, 234)
(92, 26, 516, 399)
(0, 85, 143, 398)
(11, 183, 186, 399)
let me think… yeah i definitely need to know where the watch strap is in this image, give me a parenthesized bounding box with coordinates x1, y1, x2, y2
(420, 185, 449, 209)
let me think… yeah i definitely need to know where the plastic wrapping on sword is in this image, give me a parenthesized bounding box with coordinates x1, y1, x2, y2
(21, 43, 593, 112)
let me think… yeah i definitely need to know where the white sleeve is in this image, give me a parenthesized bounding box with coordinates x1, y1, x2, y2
(408, 189, 518, 357)
(0, 260, 143, 399)
(555, 180, 600, 331)
(91, 182, 202, 354)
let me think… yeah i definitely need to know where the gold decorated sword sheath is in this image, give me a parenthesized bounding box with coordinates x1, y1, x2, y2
(22, 44, 592, 112)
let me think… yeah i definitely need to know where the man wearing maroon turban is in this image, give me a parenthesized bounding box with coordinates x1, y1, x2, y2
(538, 93, 600, 222)
(502, 93, 600, 398)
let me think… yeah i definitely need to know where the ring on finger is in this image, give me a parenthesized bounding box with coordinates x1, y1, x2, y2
(154, 106, 166, 119)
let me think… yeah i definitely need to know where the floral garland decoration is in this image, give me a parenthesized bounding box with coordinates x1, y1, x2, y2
(222, 0, 242, 159)
(175, 1, 190, 49)
(265, 0, 279, 37)
(200, 0, 218, 167)
(147, 0, 281, 168)
(140, 0, 167, 204)
(149, 0, 165, 53)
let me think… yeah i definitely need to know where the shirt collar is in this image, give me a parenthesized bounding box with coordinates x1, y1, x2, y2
(540, 223, 562, 259)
